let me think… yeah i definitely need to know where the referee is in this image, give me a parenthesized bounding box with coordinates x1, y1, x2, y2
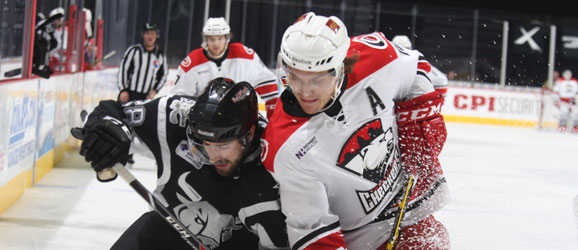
(118, 23, 168, 102)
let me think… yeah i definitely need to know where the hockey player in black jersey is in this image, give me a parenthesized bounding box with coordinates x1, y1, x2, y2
(71, 78, 289, 250)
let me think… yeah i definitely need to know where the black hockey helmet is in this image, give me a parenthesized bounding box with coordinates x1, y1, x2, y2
(142, 23, 159, 37)
(143, 23, 158, 32)
(188, 77, 258, 144)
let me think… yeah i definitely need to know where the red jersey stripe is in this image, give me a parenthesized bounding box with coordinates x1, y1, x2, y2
(302, 229, 347, 250)
(417, 60, 432, 73)
(255, 84, 279, 96)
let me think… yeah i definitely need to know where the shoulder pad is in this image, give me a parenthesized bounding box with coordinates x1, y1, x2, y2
(227, 43, 255, 60)
(179, 48, 209, 72)
(346, 32, 399, 87)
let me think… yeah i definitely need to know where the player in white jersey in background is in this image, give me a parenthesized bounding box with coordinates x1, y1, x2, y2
(553, 69, 578, 132)
(392, 35, 448, 100)
(171, 17, 280, 118)
(47, 7, 67, 71)
(262, 12, 450, 250)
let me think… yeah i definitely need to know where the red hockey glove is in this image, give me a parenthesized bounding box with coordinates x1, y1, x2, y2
(395, 92, 447, 176)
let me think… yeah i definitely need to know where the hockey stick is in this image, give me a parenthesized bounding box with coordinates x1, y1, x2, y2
(74, 110, 207, 250)
(385, 174, 415, 250)
(90, 50, 116, 67)
(107, 164, 207, 250)
(3, 68, 22, 78)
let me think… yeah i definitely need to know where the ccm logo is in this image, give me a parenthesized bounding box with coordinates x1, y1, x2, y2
(397, 103, 441, 122)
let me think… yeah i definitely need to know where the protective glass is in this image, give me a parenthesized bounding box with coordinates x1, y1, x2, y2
(276, 56, 340, 94)
(185, 127, 212, 167)
(187, 134, 239, 166)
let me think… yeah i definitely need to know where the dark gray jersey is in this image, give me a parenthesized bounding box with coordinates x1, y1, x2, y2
(89, 95, 288, 249)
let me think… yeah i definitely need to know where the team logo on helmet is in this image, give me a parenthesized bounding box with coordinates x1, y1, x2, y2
(232, 86, 250, 103)
(325, 19, 340, 33)
(294, 13, 308, 24)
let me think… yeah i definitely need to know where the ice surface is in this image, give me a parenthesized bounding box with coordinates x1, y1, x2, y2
(436, 123, 578, 250)
(0, 152, 157, 250)
(0, 123, 577, 249)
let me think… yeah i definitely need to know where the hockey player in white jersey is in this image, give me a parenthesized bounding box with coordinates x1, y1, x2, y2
(392, 35, 448, 99)
(171, 17, 280, 118)
(262, 13, 450, 250)
(553, 69, 578, 132)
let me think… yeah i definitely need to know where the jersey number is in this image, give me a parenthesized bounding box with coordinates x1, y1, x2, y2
(124, 106, 146, 126)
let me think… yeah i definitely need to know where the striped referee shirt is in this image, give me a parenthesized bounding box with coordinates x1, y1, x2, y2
(118, 43, 168, 94)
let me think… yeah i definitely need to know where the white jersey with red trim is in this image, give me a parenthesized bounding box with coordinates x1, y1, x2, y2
(261, 32, 450, 250)
(170, 43, 279, 104)
(430, 65, 448, 97)
(553, 77, 578, 101)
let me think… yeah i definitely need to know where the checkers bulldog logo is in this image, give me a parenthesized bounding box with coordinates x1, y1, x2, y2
(336, 118, 401, 213)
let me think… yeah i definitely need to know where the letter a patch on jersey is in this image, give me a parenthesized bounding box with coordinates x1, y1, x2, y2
(365, 86, 385, 115)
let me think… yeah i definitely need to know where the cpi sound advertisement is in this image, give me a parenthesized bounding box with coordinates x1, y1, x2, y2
(442, 85, 543, 126)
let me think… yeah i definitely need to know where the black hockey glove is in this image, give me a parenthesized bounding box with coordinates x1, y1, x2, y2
(71, 116, 132, 182)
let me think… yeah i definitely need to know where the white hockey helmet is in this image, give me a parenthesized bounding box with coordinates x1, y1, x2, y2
(83, 8, 93, 38)
(562, 69, 572, 80)
(392, 35, 412, 50)
(279, 12, 350, 73)
(202, 17, 231, 36)
(49, 7, 65, 17)
(201, 17, 231, 52)
(277, 12, 350, 111)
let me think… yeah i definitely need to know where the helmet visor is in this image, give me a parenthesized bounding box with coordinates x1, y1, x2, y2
(276, 55, 340, 95)
(187, 131, 242, 167)
(185, 127, 213, 167)
(188, 139, 239, 164)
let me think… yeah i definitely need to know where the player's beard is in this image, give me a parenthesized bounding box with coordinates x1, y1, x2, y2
(213, 157, 241, 177)
(208, 47, 226, 59)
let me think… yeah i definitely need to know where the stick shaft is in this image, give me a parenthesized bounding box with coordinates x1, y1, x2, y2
(385, 175, 415, 250)
(90, 50, 116, 66)
(111, 164, 206, 250)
